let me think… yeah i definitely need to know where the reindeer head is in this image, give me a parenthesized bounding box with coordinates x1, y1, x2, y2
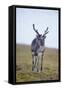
(33, 24, 49, 38)
(33, 24, 49, 46)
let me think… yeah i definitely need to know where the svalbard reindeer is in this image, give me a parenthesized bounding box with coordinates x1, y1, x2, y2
(31, 24, 49, 72)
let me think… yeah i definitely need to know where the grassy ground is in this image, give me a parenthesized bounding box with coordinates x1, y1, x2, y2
(16, 44, 59, 82)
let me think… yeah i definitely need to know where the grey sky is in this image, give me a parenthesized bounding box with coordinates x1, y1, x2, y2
(16, 8, 59, 48)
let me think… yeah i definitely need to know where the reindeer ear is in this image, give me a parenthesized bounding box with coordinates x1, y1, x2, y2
(43, 35, 46, 39)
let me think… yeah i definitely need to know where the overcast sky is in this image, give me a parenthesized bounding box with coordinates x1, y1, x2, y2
(16, 8, 59, 48)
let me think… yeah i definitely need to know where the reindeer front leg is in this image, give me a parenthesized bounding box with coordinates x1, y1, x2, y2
(32, 54, 35, 71)
(37, 53, 41, 72)
(41, 52, 44, 71)
(32, 52, 36, 71)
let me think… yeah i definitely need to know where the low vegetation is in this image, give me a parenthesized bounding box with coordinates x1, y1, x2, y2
(16, 44, 59, 82)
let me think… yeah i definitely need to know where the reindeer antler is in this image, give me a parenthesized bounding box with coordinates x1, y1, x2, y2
(43, 27, 49, 36)
(33, 24, 40, 35)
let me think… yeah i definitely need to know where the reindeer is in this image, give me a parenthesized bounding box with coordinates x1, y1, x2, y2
(31, 24, 49, 72)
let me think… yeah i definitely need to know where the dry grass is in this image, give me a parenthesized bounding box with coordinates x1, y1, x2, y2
(16, 44, 59, 82)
